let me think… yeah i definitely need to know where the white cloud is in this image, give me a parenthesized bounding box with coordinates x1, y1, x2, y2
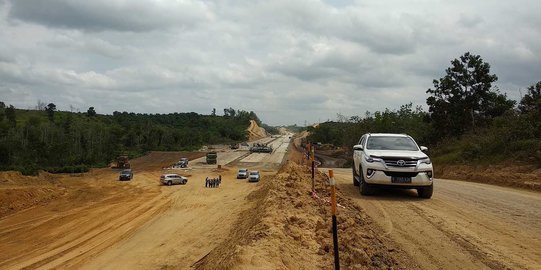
(0, 0, 540, 125)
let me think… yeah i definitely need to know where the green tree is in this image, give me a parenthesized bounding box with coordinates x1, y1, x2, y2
(0, 101, 5, 121)
(45, 103, 56, 122)
(223, 107, 236, 117)
(519, 81, 541, 114)
(518, 81, 541, 136)
(5, 105, 16, 127)
(426, 52, 508, 137)
(87, 107, 97, 117)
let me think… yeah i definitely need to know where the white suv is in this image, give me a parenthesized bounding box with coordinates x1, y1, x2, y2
(160, 174, 188, 186)
(352, 133, 433, 198)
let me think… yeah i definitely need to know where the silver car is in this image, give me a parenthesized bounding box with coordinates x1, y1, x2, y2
(160, 174, 188, 186)
(248, 171, 260, 182)
(237, 168, 249, 179)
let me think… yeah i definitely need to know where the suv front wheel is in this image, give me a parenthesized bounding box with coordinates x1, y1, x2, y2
(417, 185, 433, 198)
(352, 165, 359, 186)
(359, 166, 375, 196)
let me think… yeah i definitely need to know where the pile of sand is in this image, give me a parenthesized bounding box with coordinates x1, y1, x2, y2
(0, 171, 67, 218)
(247, 120, 268, 141)
(194, 162, 404, 269)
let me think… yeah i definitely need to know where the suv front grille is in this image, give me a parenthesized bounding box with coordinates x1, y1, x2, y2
(384, 171, 419, 177)
(382, 157, 418, 167)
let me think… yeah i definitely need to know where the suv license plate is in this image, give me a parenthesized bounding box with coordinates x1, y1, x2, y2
(391, 176, 412, 183)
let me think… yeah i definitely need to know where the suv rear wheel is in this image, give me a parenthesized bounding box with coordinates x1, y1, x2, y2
(167, 180, 172, 186)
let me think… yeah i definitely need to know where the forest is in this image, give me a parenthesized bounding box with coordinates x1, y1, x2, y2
(0, 106, 267, 175)
(308, 53, 541, 166)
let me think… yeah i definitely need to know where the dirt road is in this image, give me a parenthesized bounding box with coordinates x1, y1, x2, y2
(0, 137, 290, 270)
(332, 168, 541, 270)
(3, 135, 540, 269)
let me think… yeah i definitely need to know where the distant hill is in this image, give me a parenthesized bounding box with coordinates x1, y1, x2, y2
(0, 105, 267, 175)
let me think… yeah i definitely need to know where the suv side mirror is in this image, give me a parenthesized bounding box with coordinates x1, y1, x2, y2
(420, 146, 428, 152)
(353, 144, 364, 151)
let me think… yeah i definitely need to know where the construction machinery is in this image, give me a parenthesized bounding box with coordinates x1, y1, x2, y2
(249, 143, 273, 153)
(112, 155, 130, 169)
(176, 158, 189, 168)
(206, 151, 217, 164)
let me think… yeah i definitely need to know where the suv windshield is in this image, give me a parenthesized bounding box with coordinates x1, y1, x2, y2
(366, 136, 419, 151)
(250, 172, 258, 175)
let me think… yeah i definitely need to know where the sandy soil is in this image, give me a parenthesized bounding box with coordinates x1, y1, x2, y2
(332, 168, 541, 270)
(435, 163, 541, 191)
(246, 120, 268, 141)
(0, 150, 264, 269)
(2, 133, 539, 270)
(194, 153, 415, 269)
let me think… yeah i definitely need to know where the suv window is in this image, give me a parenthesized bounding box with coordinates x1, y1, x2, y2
(359, 135, 366, 147)
(366, 136, 418, 151)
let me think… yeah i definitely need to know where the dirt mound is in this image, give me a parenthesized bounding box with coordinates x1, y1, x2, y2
(247, 120, 268, 141)
(0, 171, 67, 217)
(195, 161, 408, 269)
(436, 164, 541, 191)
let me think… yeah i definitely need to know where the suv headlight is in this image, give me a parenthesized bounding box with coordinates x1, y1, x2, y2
(365, 156, 382, 163)
(419, 158, 432, 165)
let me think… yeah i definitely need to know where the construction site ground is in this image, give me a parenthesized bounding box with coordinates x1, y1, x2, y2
(1, 134, 540, 269)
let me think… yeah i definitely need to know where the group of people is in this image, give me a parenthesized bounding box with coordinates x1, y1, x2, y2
(205, 175, 222, 188)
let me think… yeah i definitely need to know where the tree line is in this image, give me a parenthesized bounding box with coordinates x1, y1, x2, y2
(308, 52, 541, 165)
(0, 105, 265, 175)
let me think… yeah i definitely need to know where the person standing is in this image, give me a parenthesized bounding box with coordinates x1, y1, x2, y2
(205, 177, 209, 188)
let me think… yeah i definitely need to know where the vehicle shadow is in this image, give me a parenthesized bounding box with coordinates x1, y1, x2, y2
(336, 182, 424, 202)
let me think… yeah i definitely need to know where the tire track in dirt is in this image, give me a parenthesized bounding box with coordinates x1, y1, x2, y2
(1, 190, 170, 270)
(333, 168, 541, 270)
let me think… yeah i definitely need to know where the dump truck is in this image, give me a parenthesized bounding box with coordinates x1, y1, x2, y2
(206, 151, 217, 164)
(112, 155, 130, 169)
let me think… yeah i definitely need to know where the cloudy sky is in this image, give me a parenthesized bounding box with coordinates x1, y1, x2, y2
(1, 0, 540, 125)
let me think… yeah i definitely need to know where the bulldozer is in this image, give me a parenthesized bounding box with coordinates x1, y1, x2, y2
(112, 155, 130, 169)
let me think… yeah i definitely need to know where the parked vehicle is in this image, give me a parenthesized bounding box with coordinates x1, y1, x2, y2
(206, 151, 217, 164)
(177, 158, 189, 168)
(248, 171, 260, 182)
(119, 169, 133, 181)
(160, 174, 188, 186)
(112, 155, 130, 169)
(352, 133, 433, 198)
(237, 168, 249, 179)
(249, 143, 273, 153)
